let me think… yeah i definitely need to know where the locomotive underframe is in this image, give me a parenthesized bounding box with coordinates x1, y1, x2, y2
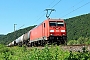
(48, 36, 67, 45)
(26, 36, 67, 47)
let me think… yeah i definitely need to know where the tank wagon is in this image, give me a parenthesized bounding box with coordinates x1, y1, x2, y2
(7, 31, 30, 46)
(7, 18, 67, 47)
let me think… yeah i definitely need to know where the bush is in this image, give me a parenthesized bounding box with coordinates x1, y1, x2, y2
(68, 37, 90, 45)
(0, 44, 90, 60)
(67, 40, 78, 45)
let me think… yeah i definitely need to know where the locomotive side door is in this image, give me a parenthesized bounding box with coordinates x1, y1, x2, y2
(40, 23, 45, 45)
(42, 23, 45, 39)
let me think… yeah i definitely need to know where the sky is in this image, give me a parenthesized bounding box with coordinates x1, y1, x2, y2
(0, 0, 90, 34)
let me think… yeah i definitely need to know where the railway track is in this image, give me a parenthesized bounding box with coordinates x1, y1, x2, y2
(61, 44, 90, 52)
(27, 44, 90, 52)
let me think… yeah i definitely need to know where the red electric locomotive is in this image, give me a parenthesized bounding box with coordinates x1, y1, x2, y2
(29, 18, 67, 46)
(7, 18, 67, 47)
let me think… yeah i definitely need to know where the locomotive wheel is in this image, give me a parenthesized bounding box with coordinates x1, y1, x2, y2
(18, 42, 22, 47)
(26, 43, 31, 47)
(43, 40, 45, 46)
(57, 40, 61, 45)
(36, 41, 38, 46)
(37, 41, 39, 46)
(41, 40, 45, 46)
(45, 40, 49, 45)
(34, 41, 37, 47)
(31, 42, 34, 47)
(41, 40, 43, 46)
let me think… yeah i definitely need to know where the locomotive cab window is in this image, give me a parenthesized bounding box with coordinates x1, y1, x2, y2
(49, 21, 64, 26)
(49, 22, 56, 26)
(57, 22, 64, 26)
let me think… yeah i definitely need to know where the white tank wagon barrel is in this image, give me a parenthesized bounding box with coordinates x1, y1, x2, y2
(7, 31, 30, 47)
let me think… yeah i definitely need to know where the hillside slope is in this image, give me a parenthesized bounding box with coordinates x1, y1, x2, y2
(0, 34, 4, 37)
(65, 13, 90, 40)
(0, 25, 36, 44)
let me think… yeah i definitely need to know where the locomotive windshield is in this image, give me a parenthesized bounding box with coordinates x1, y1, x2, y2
(49, 22, 56, 26)
(57, 22, 64, 26)
(49, 21, 64, 26)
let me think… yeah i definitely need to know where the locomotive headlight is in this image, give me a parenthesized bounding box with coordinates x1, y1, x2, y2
(61, 30, 65, 32)
(50, 30, 54, 32)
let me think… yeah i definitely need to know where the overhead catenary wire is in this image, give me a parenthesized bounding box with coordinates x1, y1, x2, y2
(32, 0, 56, 25)
(54, 0, 84, 17)
(43, 0, 61, 19)
(35, 13, 45, 23)
(69, 0, 84, 9)
(14, 24, 25, 31)
(17, 0, 61, 30)
(32, 0, 62, 24)
(18, 24, 25, 30)
(36, 0, 56, 18)
(61, 1, 90, 18)
(51, 0, 62, 8)
(37, 0, 62, 19)
(47, 0, 56, 8)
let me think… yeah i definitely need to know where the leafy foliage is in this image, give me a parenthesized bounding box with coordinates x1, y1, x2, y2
(67, 37, 90, 45)
(0, 44, 69, 60)
(65, 47, 90, 60)
(0, 44, 90, 60)
(65, 13, 90, 40)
